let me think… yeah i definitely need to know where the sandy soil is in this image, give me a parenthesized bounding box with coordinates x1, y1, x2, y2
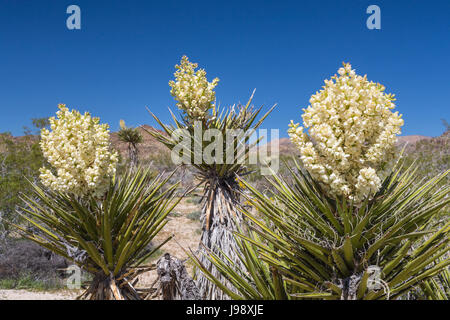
(0, 198, 201, 300)
(136, 198, 202, 289)
(0, 289, 81, 300)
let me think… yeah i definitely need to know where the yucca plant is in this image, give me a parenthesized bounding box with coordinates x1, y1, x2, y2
(419, 261, 450, 300)
(118, 119, 143, 168)
(13, 167, 179, 299)
(190, 62, 450, 300)
(193, 159, 449, 300)
(407, 255, 450, 300)
(9, 105, 180, 300)
(188, 227, 288, 300)
(145, 56, 274, 299)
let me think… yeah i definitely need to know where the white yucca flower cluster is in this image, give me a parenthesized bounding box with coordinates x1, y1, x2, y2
(169, 56, 219, 120)
(39, 104, 118, 197)
(288, 63, 404, 202)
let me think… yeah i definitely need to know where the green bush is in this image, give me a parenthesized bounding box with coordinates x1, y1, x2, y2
(187, 211, 202, 221)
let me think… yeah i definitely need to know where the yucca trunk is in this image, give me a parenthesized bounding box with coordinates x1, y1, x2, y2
(128, 143, 139, 168)
(78, 271, 141, 300)
(196, 181, 246, 300)
(154, 253, 201, 300)
(337, 274, 363, 300)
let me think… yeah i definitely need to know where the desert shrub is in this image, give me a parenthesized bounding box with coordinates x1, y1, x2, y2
(169, 211, 183, 217)
(0, 272, 65, 291)
(401, 130, 449, 187)
(186, 211, 202, 221)
(0, 238, 67, 289)
(144, 248, 165, 263)
(0, 129, 46, 236)
(186, 195, 202, 204)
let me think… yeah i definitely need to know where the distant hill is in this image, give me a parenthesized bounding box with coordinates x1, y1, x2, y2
(257, 134, 438, 158)
(0, 133, 39, 153)
(397, 135, 432, 145)
(3, 126, 447, 169)
(399, 130, 449, 180)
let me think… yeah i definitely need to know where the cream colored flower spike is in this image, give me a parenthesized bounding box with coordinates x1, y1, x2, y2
(169, 56, 219, 121)
(288, 63, 404, 202)
(39, 104, 118, 197)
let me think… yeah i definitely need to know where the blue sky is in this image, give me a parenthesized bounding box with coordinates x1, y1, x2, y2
(1, 0, 449, 137)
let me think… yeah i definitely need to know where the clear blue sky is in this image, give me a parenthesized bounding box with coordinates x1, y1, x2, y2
(1, 0, 449, 137)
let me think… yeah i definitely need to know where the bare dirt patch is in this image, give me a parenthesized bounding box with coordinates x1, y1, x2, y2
(0, 289, 81, 300)
(136, 198, 202, 288)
